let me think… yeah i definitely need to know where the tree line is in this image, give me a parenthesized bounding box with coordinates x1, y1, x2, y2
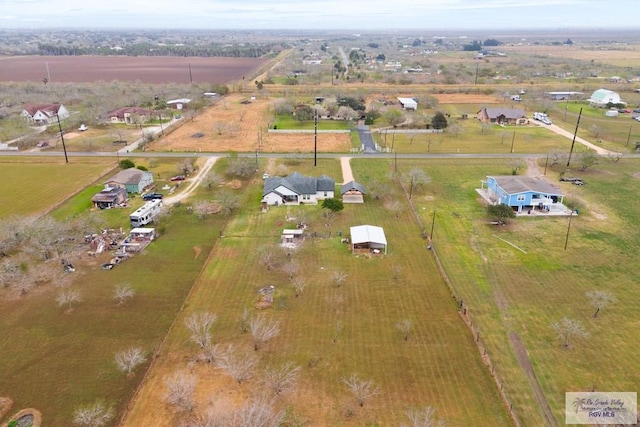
(35, 42, 284, 58)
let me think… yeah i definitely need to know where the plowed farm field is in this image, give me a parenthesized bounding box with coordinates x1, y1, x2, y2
(0, 56, 268, 84)
(148, 94, 351, 153)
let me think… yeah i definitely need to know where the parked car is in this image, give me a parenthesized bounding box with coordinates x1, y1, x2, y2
(78, 124, 88, 131)
(36, 141, 49, 148)
(142, 192, 163, 200)
(633, 108, 640, 113)
(170, 175, 185, 181)
(560, 177, 583, 183)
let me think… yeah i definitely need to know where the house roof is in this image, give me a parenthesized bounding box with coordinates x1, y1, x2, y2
(263, 172, 335, 196)
(106, 169, 148, 186)
(23, 103, 63, 117)
(91, 186, 126, 202)
(167, 98, 191, 104)
(341, 180, 366, 195)
(481, 108, 526, 119)
(105, 107, 155, 119)
(350, 225, 387, 246)
(589, 89, 620, 103)
(397, 97, 417, 107)
(489, 176, 563, 196)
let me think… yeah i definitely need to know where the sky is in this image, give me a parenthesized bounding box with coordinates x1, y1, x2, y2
(0, 0, 639, 31)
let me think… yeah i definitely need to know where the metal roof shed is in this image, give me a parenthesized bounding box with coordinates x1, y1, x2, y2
(350, 225, 387, 254)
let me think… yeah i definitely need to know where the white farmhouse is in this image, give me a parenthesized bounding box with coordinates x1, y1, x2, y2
(21, 103, 69, 125)
(588, 89, 622, 107)
(262, 172, 335, 206)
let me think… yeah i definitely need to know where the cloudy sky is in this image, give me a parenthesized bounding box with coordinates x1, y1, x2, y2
(0, 0, 638, 30)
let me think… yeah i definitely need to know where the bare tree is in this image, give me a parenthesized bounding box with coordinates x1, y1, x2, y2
(404, 168, 431, 199)
(217, 190, 241, 217)
(391, 264, 403, 283)
(396, 319, 414, 341)
(177, 159, 196, 175)
(231, 396, 284, 427)
(56, 288, 82, 312)
(164, 370, 197, 412)
(577, 150, 599, 171)
(113, 283, 135, 305)
(202, 172, 223, 190)
(586, 290, 617, 318)
(281, 260, 299, 280)
(385, 199, 403, 218)
(548, 149, 566, 167)
(249, 314, 280, 350)
(215, 344, 258, 383)
(257, 244, 282, 271)
(198, 343, 223, 364)
(115, 347, 147, 375)
(589, 124, 602, 139)
(291, 277, 306, 297)
(259, 362, 301, 396)
(326, 292, 345, 313)
(551, 317, 589, 348)
(185, 311, 217, 349)
(72, 401, 114, 427)
(404, 406, 446, 427)
(509, 159, 525, 175)
(607, 152, 623, 163)
(448, 123, 463, 137)
(343, 373, 380, 407)
(332, 270, 348, 288)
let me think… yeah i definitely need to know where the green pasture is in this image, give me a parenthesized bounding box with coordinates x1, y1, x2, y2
(374, 122, 572, 154)
(0, 157, 116, 218)
(360, 157, 640, 425)
(0, 171, 238, 426)
(125, 157, 511, 426)
(272, 114, 351, 131)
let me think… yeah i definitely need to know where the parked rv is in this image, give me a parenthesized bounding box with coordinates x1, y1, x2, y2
(130, 199, 163, 227)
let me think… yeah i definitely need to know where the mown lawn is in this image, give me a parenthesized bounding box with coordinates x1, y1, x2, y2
(376, 157, 640, 425)
(0, 157, 116, 218)
(273, 114, 351, 131)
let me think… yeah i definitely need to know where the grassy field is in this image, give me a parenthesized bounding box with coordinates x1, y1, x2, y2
(377, 157, 640, 425)
(273, 115, 351, 131)
(123, 158, 511, 426)
(0, 157, 116, 218)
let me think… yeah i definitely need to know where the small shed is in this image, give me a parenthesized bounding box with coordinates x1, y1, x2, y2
(341, 181, 366, 204)
(91, 186, 128, 209)
(281, 229, 304, 248)
(350, 225, 387, 254)
(397, 97, 418, 111)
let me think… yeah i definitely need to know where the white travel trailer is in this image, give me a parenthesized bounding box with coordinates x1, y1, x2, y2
(130, 199, 162, 227)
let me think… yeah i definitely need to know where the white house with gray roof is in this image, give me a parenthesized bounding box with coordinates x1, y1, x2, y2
(262, 172, 335, 206)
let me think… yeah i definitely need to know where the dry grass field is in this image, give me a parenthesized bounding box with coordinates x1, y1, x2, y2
(148, 94, 352, 153)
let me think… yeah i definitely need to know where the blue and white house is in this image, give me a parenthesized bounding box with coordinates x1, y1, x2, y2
(481, 176, 565, 213)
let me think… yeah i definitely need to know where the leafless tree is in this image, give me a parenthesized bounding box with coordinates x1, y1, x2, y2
(113, 283, 135, 305)
(115, 347, 147, 374)
(291, 277, 306, 297)
(185, 311, 217, 349)
(194, 201, 214, 220)
(177, 159, 196, 175)
(391, 264, 403, 283)
(589, 124, 602, 139)
(337, 106, 360, 122)
(586, 290, 617, 318)
(551, 317, 589, 348)
(231, 396, 284, 427)
(326, 292, 345, 313)
(57, 288, 82, 312)
(257, 244, 282, 271)
(396, 319, 414, 341)
(249, 314, 280, 351)
(509, 159, 525, 175)
(215, 344, 258, 383)
(332, 270, 348, 288)
(577, 150, 599, 171)
(607, 152, 623, 163)
(404, 168, 431, 198)
(385, 199, 403, 218)
(198, 343, 223, 364)
(548, 149, 566, 167)
(202, 172, 223, 190)
(226, 156, 256, 178)
(72, 401, 114, 427)
(322, 209, 337, 227)
(239, 307, 251, 333)
(448, 123, 463, 137)
(259, 362, 301, 396)
(213, 121, 228, 135)
(281, 260, 299, 280)
(343, 373, 380, 407)
(217, 190, 241, 217)
(164, 370, 197, 412)
(367, 177, 392, 200)
(403, 406, 446, 427)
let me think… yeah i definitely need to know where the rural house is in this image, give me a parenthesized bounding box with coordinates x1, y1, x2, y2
(588, 89, 622, 107)
(91, 186, 128, 210)
(350, 225, 387, 254)
(105, 169, 154, 194)
(261, 172, 335, 206)
(476, 108, 527, 125)
(167, 98, 191, 110)
(341, 181, 366, 204)
(105, 107, 156, 124)
(21, 103, 69, 125)
(397, 97, 418, 110)
(480, 176, 565, 214)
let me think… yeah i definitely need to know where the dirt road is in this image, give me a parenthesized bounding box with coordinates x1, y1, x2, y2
(163, 156, 219, 205)
(535, 122, 613, 155)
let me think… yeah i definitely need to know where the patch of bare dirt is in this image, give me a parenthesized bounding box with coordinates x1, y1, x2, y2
(0, 397, 13, 421)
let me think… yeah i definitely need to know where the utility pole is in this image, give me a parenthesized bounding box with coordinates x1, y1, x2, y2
(626, 124, 632, 147)
(566, 107, 583, 167)
(188, 63, 193, 84)
(430, 210, 436, 240)
(544, 153, 549, 176)
(564, 213, 573, 251)
(474, 63, 479, 85)
(510, 131, 516, 153)
(56, 113, 69, 163)
(314, 111, 318, 167)
(409, 175, 415, 199)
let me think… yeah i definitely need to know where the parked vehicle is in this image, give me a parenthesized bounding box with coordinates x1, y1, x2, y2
(170, 175, 185, 181)
(78, 124, 88, 131)
(560, 177, 584, 185)
(130, 199, 163, 227)
(142, 192, 163, 200)
(36, 141, 49, 148)
(533, 112, 552, 125)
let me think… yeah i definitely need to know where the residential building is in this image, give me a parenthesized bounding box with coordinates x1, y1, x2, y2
(105, 169, 154, 194)
(477, 108, 527, 125)
(262, 172, 335, 206)
(21, 104, 69, 125)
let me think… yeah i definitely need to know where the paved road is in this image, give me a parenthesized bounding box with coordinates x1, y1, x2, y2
(356, 124, 377, 153)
